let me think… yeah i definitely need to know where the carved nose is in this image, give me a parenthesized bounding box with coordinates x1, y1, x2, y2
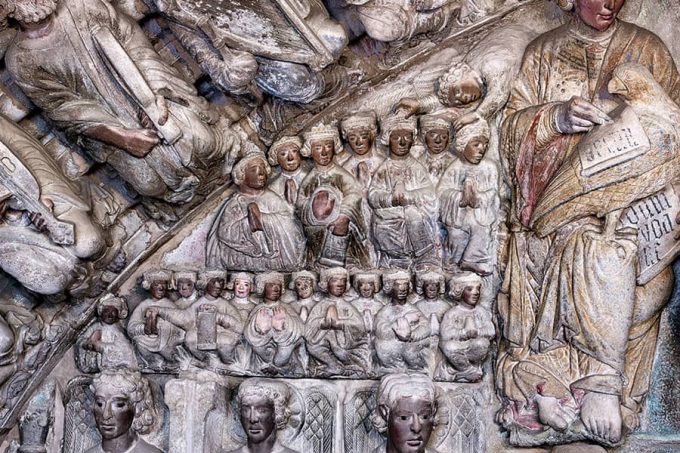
(411, 416, 422, 433)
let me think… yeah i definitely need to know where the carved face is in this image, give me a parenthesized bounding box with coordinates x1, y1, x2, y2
(310, 139, 335, 167)
(424, 129, 450, 155)
(462, 136, 489, 165)
(386, 397, 436, 453)
(295, 277, 314, 299)
(149, 280, 167, 300)
(423, 282, 439, 300)
(276, 144, 302, 172)
(243, 160, 268, 190)
(264, 282, 282, 302)
(9, 0, 59, 24)
(206, 278, 225, 298)
(240, 394, 277, 445)
(99, 305, 120, 325)
(575, 0, 625, 31)
(462, 283, 481, 306)
(347, 128, 374, 155)
(447, 78, 483, 107)
(389, 129, 414, 157)
(358, 280, 376, 298)
(392, 279, 410, 303)
(234, 278, 252, 298)
(177, 279, 195, 299)
(93, 387, 135, 441)
(328, 276, 347, 297)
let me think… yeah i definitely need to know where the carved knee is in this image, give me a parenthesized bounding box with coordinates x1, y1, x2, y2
(356, 5, 412, 42)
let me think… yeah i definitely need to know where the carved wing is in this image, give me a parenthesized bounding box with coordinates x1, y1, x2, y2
(62, 376, 100, 453)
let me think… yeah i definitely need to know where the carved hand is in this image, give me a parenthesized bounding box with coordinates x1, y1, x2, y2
(284, 178, 298, 205)
(144, 308, 159, 335)
(396, 97, 421, 118)
(555, 96, 612, 134)
(84, 329, 102, 351)
(272, 306, 287, 331)
(454, 112, 482, 130)
(110, 127, 159, 158)
(330, 215, 350, 236)
(254, 309, 273, 335)
(357, 162, 370, 185)
(312, 190, 335, 220)
(247, 202, 264, 232)
(324, 304, 339, 330)
(392, 182, 407, 206)
(394, 317, 412, 341)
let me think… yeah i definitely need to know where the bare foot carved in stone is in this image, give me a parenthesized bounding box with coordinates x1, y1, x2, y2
(580, 392, 622, 444)
(535, 394, 576, 432)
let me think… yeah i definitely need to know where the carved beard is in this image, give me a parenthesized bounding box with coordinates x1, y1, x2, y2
(9, 0, 59, 24)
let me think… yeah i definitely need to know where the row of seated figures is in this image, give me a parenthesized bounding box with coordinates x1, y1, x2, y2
(206, 110, 500, 276)
(77, 268, 494, 382)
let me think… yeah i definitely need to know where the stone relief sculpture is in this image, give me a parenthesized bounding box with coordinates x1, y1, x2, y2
(0, 115, 106, 295)
(206, 153, 307, 272)
(437, 119, 499, 275)
(4, 0, 240, 205)
(369, 114, 440, 270)
(371, 373, 441, 453)
(436, 272, 493, 382)
(87, 369, 162, 453)
(3, 0, 680, 451)
(496, 0, 680, 448)
(374, 271, 435, 374)
(229, 378, 301, 453)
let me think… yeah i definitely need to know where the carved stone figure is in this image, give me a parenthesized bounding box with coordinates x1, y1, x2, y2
(267, 136, 308, 206)
(5, 0, 239, 204)
(414, 271, 450, 334)
(415, 115, 455, 186)
(350, 271, 384, 334)
(497, 0, 680, 447)
(369, 114, 440, 270)
(374, 271, 434, 373)
(286, 270, 319, 322)
(342, 0, 455, 43)
(297, 123, 373, 268)
(86, 369, 162, 453)
(370, 372, 441, 453)
(229, 379, 299, 453)
(227, 272, 258, 321)
(338, 111, 386, 189)
(244, 273, 305, 376)
(77, 294, 138, 373)
(437, 119, 499, 275)
(0, 299, 43, 386)
(206, 153, 307, 272)
(0, 115, 105, 295)
(304, 267, 370, 377)
(149, 270, 244, 366)
(127, 271, 185, 369)
(172, 271, 198, 310)
(436, 272, 493, 382)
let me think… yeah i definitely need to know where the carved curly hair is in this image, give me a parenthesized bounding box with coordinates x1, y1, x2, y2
(236, 379, 293, 430)
(91, 369, 157, 435)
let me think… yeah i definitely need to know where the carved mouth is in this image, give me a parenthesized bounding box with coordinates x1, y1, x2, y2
(406, 438, 423, 447)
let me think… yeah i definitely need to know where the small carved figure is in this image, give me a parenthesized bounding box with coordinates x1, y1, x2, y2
(0, 300, 43, 386)
(228, 379, 300, 453)
(5, 0, 239, 204)
(86, 369, 162, 453)
(206, 153, 307, 272)
(369, 114, 440, 270)
(339, 111, 386, 190)
(78, 294, 138, 373)
(0, 115, 105, 295)
(267, 136, 308, 206)
(414, 271, 451, 334)
(297, 123, 373, 268)
(350, 271, 384, 334)
(227, 272, 258, 321)
(127, 271, 185, 369)
(244, 273, 305, 376)
(344, 0, 455, 43)
(437, 272, 493, 382)
(148, 270, 244, 366)
(374, 271, 434, 373)
(415, 115, 455, 186)
(304, 267, 370, 377)
(286, 270, 319, 322)
(370, 372, 441, 453)
(437, 119, 499, 275)
(172, 271, 198, 310)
